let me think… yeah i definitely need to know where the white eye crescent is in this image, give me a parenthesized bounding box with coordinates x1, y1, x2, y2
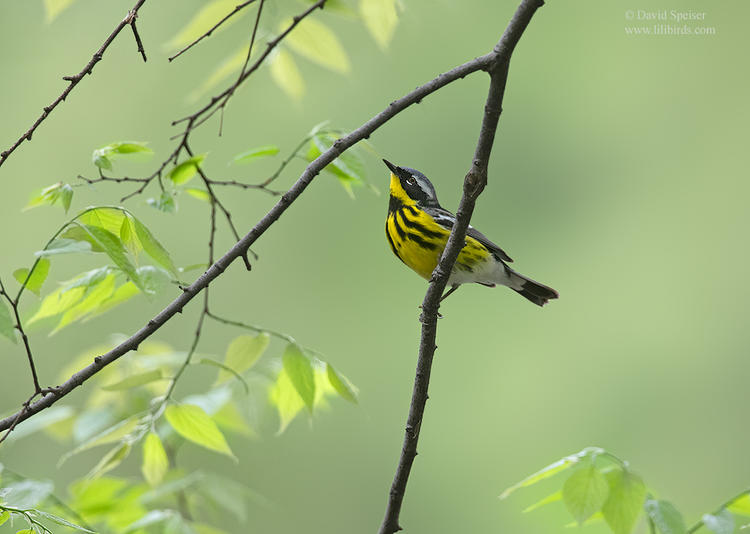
(405, 176, 416, 186)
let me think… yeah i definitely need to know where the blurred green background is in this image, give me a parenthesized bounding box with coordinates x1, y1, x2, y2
(2, 0, 750, 532)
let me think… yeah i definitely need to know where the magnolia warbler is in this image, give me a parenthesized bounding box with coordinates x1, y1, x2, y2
(384, 159, 558, 306)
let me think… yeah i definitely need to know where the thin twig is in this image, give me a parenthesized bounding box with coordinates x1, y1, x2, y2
(687, 489, 750, 533)
(378, 1, 545, 532)
(168, 0, 258, 62)
(206, 311, 296, 345)
(0, 0, 149, 169)
(184, 141, 256, 267)
(204, 179, 283, 195)
(204, 130, 310, 196)
(0, 16, 526, 435)
(0, 278, 41, 394)
(218, 0, 265, 136)
(172, 0, 325, 131)
(108, 0, 273, 203)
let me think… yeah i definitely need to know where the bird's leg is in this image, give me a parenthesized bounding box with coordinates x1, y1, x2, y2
(440, 284, 460, 302)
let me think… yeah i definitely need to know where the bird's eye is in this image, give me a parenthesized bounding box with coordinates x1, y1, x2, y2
(405, 176, 416, 186)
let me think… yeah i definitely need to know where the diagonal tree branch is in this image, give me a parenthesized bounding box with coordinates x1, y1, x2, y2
(0, 0, 149, 170)
(0, 8, 538, 435)
(378, 1, 545, 532)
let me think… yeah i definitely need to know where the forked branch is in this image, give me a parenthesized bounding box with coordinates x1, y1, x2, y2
(378, 1, 545, 532)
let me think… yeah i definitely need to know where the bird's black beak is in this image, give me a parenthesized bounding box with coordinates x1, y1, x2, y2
(382, 159, 400, 175)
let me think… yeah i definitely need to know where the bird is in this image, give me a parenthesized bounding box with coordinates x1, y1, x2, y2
(383, 159, 558, 306)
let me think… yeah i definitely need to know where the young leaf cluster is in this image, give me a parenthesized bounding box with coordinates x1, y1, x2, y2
(4, 207, 177, 336)
(0, 469, 93, 533)
(501, 447, 750, 534)
(4, 324, 357, 532)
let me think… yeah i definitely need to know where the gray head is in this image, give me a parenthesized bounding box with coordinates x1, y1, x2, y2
(383, 159, 440, 208)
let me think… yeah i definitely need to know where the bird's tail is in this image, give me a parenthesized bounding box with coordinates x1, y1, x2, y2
(507, 268, 559, 307)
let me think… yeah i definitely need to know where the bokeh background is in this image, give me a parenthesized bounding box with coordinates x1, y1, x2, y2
(2, 0, 749, 532)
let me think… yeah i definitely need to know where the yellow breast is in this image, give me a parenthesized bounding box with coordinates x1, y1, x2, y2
(385, 205, 491, 281)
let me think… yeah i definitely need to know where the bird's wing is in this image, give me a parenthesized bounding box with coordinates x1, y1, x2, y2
(425, 206, 513, 263)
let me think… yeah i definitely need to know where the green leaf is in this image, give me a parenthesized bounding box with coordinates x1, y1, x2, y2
(51, 273, 116, 333)
(326, 363, 358, 403)
(702, 510, 734, 534)
(102, 370, 163, 391)
(562, 463, 610, 524)
(168, 155, 206, 185)
(269, 48, 305, 100)
(233, 145, 280, 164)
(78, 206, 127, 236)
(58, 417, 140, 466)
(110, 142, 152, 154)
(212, 401, 253, 436)
(283, 18, 350, 73)
(36, 238, 92, 256)
(185, 188, 211, 202)
(138, 266, 171, 295)
(92, 142, 152, 169)
(24, 181, 74, 212)
(142, 432, 169, 487)
(500, 448, 601, 499)
(523, 490, 562, 513)
(94, 154, 112, 169)
(0, 510, 8, 526)
(307, 132, 366, 196)
(728, 494, 750, 515)
(16, 529, 35, 534)
(13, 268, 29, 284)
(166, 0, 242, 49)
(44, 0, 76, 21)
(17, 259, 51, 296)
(87, 441, 132, 479)
(60, 183, 74, 212)
(359, 0, 398, 50)
(133, 217, 178, 275)
(36, 510, 96, 533)
(119, 216, 140, 258)
(60, 266, 112, 293)
(94, 281, 140, 314)
(0, 299, 17, 343)
(122, 510, 173, 533)
(164, 404, 236, 459)
(645, 499, 687, 534)
(69, 224, 143, 291)
(270, 367, 306, 433)
(147, 191, 178, 213)
(281, 344, 316, 411)
(27, 286, 86, 325)
(1, 479, 54, 508)
(601, 468, 646, 534)
(215, 333, 270, 385)
(564, 511, 605, 528)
